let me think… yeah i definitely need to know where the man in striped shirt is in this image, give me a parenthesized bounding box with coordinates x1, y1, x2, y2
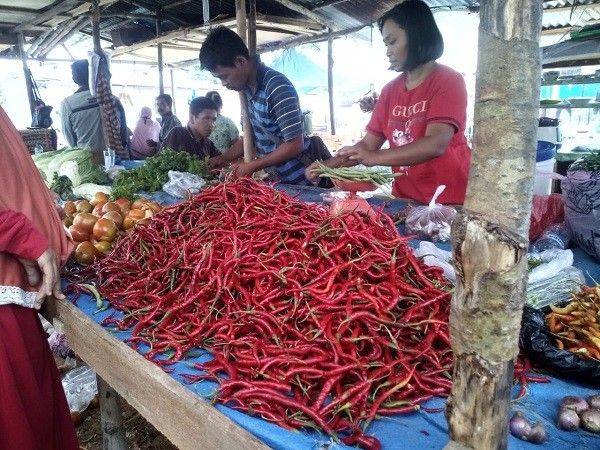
(200, 26, 311, 185)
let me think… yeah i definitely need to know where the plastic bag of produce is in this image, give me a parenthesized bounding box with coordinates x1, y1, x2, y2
(413, 241, 456, 283)
(529, 194, 564, 241)
(562, 164, 600, 261)
(61, 365, 98, 413)
(520, 306, 600, 384)
(526, 266, 586, 309)
(406, 185, 457, 242)
(162, 170, 206, 198)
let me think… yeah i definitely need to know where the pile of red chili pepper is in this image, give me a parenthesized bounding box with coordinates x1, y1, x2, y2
(77, 179, 541, 449)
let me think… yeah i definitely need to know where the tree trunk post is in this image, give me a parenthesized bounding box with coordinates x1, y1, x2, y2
(445, 1, 543, 449)
(327, 34, 335, 135)
(235, 0, 255, 163)
(98, 376, 127, 450)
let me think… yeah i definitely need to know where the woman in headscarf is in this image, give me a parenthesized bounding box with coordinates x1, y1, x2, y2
(0, 106, 79, 450)
(130, 106, 161, 159)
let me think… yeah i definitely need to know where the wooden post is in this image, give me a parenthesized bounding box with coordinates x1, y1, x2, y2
(202, 0, 210, 24)
(170, 68, 176, 115)
(91, 1, 102, 54)
(98, 377, 127, 450)
(156, 10, 164, 95)
(235, 0, 254, 163)
(327, 34, 335, 135)
(445, 1, 543, 450)
(17, 33, 36, 120)
(248, 0, 257, 55)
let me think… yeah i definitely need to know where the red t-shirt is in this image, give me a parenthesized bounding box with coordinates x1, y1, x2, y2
(367, 64, 471, 205)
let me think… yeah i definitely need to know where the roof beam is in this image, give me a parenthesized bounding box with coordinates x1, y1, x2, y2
(36, 16, 89, 58)
(12, 0, 80, 33)
(111, 26, 198, 56)
(0, 5, 70, 21)
(270, 0, 336, 29)
(255, 13, 323, 31)
(122, 0, 188, 27)
(312, 0, 350, 10)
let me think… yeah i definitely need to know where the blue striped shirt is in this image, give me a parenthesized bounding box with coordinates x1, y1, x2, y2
(245, 63, 310, 185)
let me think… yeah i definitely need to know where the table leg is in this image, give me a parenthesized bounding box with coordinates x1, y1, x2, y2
(98, 376, 127, 450)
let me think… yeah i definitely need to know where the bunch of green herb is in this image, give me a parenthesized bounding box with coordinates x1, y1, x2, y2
(111, 149, 213, 200)
(50, 174, 74, 200)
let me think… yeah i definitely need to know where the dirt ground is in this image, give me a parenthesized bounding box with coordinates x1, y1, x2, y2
(76, 398, 177, 450)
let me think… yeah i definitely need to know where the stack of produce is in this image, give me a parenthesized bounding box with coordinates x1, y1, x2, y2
(32, 147, 108, 187)
(313, 161, 401, 187)
(110, 149, 213, 201)
(63, 192, 161, 265)
(73, 180, 544, 449)
(546, 285, 600, 360)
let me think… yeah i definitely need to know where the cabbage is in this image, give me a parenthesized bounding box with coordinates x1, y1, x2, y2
(33, 147, 108, 187)
(73, 183, 112, 200)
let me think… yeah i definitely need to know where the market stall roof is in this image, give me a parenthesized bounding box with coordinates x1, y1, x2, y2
(542, 34, 600, 66)
(543, 0, 600, 36)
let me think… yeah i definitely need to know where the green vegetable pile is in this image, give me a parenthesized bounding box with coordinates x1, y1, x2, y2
(313, 161, 402, 186)
(572, 151, 600, 172)
(32, 147, 108, 186)
(50, 174, 74, 200)
(111, 149, 213, 200)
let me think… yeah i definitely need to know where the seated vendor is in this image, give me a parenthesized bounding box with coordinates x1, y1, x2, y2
(306, 0, 471, 205)
(160, 96, 222, 159)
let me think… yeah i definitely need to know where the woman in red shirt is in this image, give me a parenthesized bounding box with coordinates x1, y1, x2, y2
(308, 0, 471, 205)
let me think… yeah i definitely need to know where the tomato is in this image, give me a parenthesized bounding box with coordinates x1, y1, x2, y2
(69, 225, 89, 243)
(92, 204, 104, 217)
(102, 211, 123, 228)
(76, 200, 93, 214)
(93, 218, 118, 242)
(94, 240, 112, 254)
(90, 192, 109, 206)
(122, 217, 136, 230)
(75, 241, 97, 265)
(63, 216, 74, 228)
(73, 212, 98, 234)
(144, 201, 162, 213)
(127, 208, 145, 221)
(131, 199, 147, 210)
(102, 202, 121, 214)
(63, 201, 77, 216)
(114, 198, 131, 215)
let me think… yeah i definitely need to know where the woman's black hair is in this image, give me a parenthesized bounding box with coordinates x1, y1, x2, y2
(205, 91, 223, 110)
(199, 26, 250, 71)
(190, 96, 218, 116)
(378, 0, 444, 71)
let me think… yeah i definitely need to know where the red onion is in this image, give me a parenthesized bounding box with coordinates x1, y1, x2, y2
(557, 408, 580, 431)
(560, 396, 589, 414)
(580, 408, 600, 433)
(588, 395, 600, 410)
(529, 422, 548, 444)
(510, 412, 532, 441)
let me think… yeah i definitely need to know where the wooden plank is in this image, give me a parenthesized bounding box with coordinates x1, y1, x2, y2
(255, 13, 323, 32)
(35, 16, 88, 58)
(12, 0, 80, 33)
(271, 0, 336, 29)
(313, 0, 350, 10)
(54, 299, 269, 450)
(258, 23, 366, 53)
(111, 26, 196, 56)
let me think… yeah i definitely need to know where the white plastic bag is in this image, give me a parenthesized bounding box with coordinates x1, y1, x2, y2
(162, 170, 206, 198)
(413, 241, 456, 283)
(62, 365, 98, 413)
(406, 185, 457, 242)
(528, 249, 574, 284)
(527, 266, 586, 309)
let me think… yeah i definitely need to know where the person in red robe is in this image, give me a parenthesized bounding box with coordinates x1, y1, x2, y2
(0, 105, 79, 450)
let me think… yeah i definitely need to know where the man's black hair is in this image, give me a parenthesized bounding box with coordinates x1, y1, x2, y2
(199, 26, 250, 71)
(378, 0, 444, 72)
(190, 96, 218, 116)
(205, 91, 223, 110)
(156, 93, 173, 107)
(71, 60, 89, 87)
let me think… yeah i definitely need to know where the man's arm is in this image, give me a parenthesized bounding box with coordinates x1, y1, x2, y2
(209, 137, 243, 168)
(60, 100, 76, 147)
(246, 136, 303, 172)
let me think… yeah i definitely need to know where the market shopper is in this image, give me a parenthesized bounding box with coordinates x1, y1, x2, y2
(60, 59, 129, 161)
(206, 90, 240, 154)
(199, 26, 320, 184)
(149, 93, 182, 150)
(160, 96, 221, 159)
(0, 106, 79, 450)
(307, 0, 471, 205)
(131, 106, 161, 159)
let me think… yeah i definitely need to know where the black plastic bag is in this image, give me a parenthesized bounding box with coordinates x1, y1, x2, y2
(520, 306, 600, 385)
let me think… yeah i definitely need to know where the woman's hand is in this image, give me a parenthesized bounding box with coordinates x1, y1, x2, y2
(337, 144, 380, 167)
(18, 248, 64, 308)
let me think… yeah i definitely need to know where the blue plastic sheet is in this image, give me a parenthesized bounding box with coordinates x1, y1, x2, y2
(68, 182, 600, 449)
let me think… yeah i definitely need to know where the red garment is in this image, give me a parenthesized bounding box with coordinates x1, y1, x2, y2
(0, 210, 48, 261)
(367, 64, 471, 205)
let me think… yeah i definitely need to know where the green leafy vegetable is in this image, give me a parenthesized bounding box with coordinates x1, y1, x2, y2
(111, 149, 213, 200)
(50, 174, 74, 200)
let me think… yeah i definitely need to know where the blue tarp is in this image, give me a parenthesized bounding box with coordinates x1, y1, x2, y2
(71, 182, 600, 449)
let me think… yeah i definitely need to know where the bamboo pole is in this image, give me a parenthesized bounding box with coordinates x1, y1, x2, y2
(17, 32, 36, 120)
(445, 1, 543, 449)
(156, 10, 164, 95)
(235, 0, 254, 163)
(327, 34, 335, 135)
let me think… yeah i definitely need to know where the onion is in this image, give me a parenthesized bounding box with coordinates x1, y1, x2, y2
(560, 396, 589, 414)
(528, 422, 547, 444)
(93, 218, 118, 242)
(557, 408, 580, 431)
(588, 395, 600, 410)
(509, 412, 532, 441)
(580, 408, 600, 433)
